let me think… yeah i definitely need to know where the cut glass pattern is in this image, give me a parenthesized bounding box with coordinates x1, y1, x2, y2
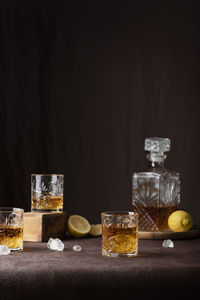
(145, 137, 170, 153)
(132, 172, 180, 231)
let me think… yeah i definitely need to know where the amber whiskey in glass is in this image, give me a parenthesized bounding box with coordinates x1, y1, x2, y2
(31, 174, 64, 212)
(101, 211, 138, 257)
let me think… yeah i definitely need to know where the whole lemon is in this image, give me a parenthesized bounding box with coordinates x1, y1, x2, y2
(168, 210, 193, 232)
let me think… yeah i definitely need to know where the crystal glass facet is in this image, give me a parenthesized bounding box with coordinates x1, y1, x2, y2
(31, 174, 64, 212)
(132, 137, 180, 232)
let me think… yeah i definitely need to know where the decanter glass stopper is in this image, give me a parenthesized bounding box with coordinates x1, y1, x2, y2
(145, 137, 171, 153)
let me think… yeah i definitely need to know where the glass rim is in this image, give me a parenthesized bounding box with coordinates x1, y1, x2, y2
(0, 207, 24, 213)
(31, 174, 64, 177)
(101, 211, 138, 217)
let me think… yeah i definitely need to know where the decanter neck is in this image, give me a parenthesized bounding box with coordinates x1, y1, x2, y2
(146, 152, 166, 170)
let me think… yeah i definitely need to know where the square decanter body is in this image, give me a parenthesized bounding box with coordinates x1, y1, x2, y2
(132, 171, 180, 231)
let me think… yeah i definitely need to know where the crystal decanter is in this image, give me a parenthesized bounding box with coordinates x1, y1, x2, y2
(132, 137, 180, 231)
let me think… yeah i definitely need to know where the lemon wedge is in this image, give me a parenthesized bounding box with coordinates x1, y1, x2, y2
(67, 215, 91, 238)
(168, 210, 193, 232)
(89, 224, 102, 236)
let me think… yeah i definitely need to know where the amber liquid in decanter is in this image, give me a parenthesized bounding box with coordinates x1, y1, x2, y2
(132, 204, 179, 231)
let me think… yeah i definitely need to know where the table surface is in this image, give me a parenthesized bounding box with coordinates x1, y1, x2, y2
(0, 237, 200, 300)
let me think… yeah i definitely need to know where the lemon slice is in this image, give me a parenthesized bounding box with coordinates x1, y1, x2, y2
(67, 215, 91, 238)
(89, 224, 102, 236)
(168, 210, 193, 232)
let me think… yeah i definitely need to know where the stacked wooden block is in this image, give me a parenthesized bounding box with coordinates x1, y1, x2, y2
(24, 212, 67, 242)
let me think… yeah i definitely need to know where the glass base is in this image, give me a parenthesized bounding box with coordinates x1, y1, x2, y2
(102, 249, 138, 257)
(10, 246, 23, 251)
(31, 208, 63, 212)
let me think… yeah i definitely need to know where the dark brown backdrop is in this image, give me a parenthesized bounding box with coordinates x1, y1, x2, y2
(0, 0, 199, 224)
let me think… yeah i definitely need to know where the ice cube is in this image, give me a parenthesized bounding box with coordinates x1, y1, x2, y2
(47, 238, 64, 251)
(162, 239, 174, 248)
(72, 245, 82, 252)
(0, 245, 10, 255)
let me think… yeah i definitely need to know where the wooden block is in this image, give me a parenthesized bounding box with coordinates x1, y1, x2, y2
(23, 212, 67, 242)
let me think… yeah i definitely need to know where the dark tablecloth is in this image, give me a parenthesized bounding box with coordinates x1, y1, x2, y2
(0, 237, 200, 300)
